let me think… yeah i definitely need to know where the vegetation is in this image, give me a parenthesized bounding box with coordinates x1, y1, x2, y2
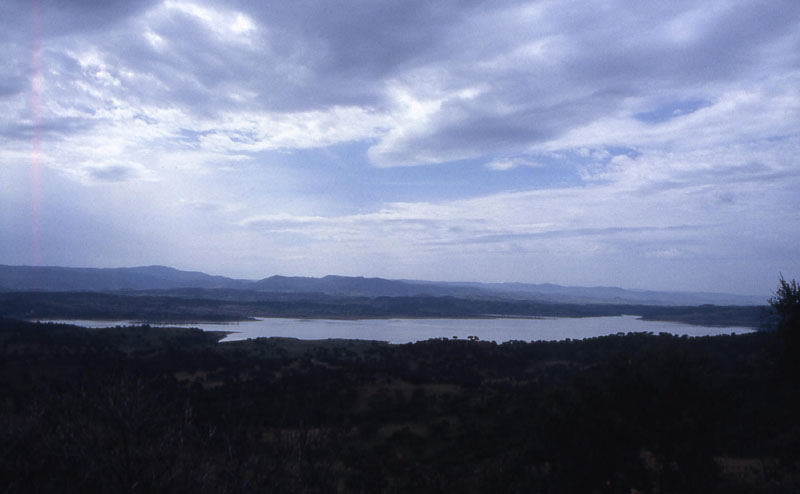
(1, 310, 798, 493)
(0, 290, 768, 327)
(770, 276, 800, 374)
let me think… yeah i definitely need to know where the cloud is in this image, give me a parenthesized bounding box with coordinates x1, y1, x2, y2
(485, 157, 544, 171)
(5, 0, 797, 176)
(1, 0, 798, 294)
(179, 199, 242, 213)
(62, 161, 158, 185)
(363, 0, 800, 167)
(0, 117, 97, 141)
(238, 182, 717, 253)
(238, 203, 491, 245)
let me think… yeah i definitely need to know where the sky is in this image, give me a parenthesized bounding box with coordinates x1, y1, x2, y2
(0, 0, 798, 296)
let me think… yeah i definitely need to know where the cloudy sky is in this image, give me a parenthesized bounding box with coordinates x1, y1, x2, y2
(1, 0, 798, 295)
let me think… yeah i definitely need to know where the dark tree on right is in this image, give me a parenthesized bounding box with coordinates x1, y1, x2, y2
(770, 275, 800, 374)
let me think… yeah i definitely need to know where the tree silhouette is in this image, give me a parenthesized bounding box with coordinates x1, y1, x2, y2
(770, 275, 800, 373)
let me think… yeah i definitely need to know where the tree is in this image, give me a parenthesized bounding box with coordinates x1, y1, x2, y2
(769, 275, 800, 372)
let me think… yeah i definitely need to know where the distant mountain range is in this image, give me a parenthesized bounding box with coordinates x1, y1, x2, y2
(0, 264, 766, 306)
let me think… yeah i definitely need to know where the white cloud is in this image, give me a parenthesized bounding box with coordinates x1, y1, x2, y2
(162, 1, 257, 41)
(485, 157, 544, 171)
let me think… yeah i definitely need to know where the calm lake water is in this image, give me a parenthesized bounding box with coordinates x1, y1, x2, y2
(39, 315, 754, 344)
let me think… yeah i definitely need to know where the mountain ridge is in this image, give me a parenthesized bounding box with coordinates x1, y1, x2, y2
(0, 264, 766, 306)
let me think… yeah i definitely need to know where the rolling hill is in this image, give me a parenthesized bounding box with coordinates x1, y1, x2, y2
(0, 264, 765, 306)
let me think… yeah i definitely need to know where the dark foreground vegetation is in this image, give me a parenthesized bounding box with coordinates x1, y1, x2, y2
(1, 313, 799, 493)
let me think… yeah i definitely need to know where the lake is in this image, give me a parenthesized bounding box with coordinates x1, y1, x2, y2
(39, 315, 754, 344)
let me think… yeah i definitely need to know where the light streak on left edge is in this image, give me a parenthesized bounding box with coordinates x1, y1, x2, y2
(31, 0, 41, 265)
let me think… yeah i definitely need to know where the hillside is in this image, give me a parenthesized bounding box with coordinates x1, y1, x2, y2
(0, 265, 765, 306)
(1, 318, 796, 493)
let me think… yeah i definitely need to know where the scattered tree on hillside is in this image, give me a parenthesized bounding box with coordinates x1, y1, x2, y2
(769, 275, 800, 371)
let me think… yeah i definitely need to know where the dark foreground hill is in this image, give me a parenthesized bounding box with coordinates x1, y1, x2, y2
(1, 317, 798, 493)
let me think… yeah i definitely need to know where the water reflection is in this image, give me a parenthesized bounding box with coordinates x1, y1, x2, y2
(38, 315, 754, 344)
